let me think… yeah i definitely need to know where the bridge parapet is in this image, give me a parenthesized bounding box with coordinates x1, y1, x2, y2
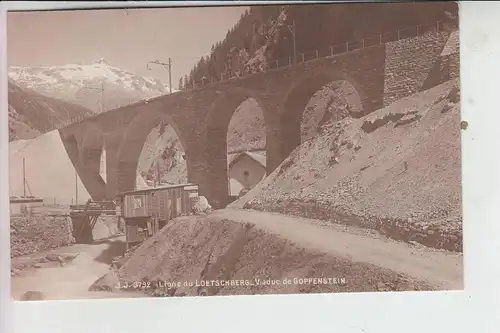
(51, 20, 448, 132)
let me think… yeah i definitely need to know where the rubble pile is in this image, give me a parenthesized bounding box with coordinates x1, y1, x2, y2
(192, 196, 212, 214)
(10, 214, 73, 258)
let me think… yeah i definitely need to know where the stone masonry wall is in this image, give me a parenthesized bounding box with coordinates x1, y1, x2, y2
(383, 30, 450, 106)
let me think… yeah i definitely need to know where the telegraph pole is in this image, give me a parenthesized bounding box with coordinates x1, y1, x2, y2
(22, 157, 26, 197)
(147, 59, 172, 188)
(147, 59, 172, 94)
(156, 160, 161, 187)
(287, 20, 297, 65)
(75, 169, 79, 205)
(168, 58, 172, 94)
(100, 82, 104, 113)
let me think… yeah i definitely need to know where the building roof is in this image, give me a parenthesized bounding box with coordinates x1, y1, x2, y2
(227, 153, 239, 166)
(229, 178, 244, 196)
(228, 151, 266, 169)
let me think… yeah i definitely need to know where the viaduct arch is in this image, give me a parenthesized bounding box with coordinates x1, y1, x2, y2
(114, 105, 188, 195)
(280, 70, 368, 160)
(205, 88, 278, 207)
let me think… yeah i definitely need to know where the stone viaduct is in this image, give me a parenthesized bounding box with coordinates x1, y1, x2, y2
(58, 21, 456, 208)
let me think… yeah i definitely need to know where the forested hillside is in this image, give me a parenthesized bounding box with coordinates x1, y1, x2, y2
(179, 2, 458, 89)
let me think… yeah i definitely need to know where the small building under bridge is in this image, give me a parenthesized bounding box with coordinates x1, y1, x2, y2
(115, 183, 199, 249)
(69, 183, 199, 248)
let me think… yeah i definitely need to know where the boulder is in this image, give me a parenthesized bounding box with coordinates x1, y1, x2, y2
(88, 271, 120, 292)
(192, 196, 212, 214)
(45, 253, 63, 262)
(20, 291, 44, 301)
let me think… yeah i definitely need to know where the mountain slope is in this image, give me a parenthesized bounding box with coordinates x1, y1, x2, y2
(8, 81, 93, 141)
(9, 58, 176, 113)
(8, 104, 41, 142)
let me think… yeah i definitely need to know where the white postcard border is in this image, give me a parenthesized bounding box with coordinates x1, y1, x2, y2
(1, 1, 499, 333)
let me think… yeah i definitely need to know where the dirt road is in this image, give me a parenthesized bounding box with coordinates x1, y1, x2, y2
(211, 208, 463, 290)
(11, 237, 145, 301)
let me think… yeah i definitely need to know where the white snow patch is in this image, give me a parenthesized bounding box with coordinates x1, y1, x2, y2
(35, 72, 58, 84)
(57, 64, 121, 82)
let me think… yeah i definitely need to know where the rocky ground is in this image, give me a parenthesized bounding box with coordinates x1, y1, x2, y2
(232, 79, 462, 252)
(10, 211, 73, 258)
(10, 206, 122, 276)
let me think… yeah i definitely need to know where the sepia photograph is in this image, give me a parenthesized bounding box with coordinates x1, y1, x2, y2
(6, 1, 463, 302)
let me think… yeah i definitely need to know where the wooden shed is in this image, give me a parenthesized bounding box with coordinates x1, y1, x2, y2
(115, 183, 199, 249)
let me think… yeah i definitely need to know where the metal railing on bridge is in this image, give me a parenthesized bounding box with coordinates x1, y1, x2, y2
(184, 20, 452, 90)
(47, 19, 455, 132)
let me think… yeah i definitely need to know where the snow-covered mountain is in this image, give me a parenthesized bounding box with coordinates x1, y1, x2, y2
(8, 58, 176, 113)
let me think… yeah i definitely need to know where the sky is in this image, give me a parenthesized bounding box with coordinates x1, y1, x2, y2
(7, 5, 247, 87)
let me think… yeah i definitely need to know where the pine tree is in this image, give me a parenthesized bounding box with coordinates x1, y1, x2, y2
(178, 76, 183, 90)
